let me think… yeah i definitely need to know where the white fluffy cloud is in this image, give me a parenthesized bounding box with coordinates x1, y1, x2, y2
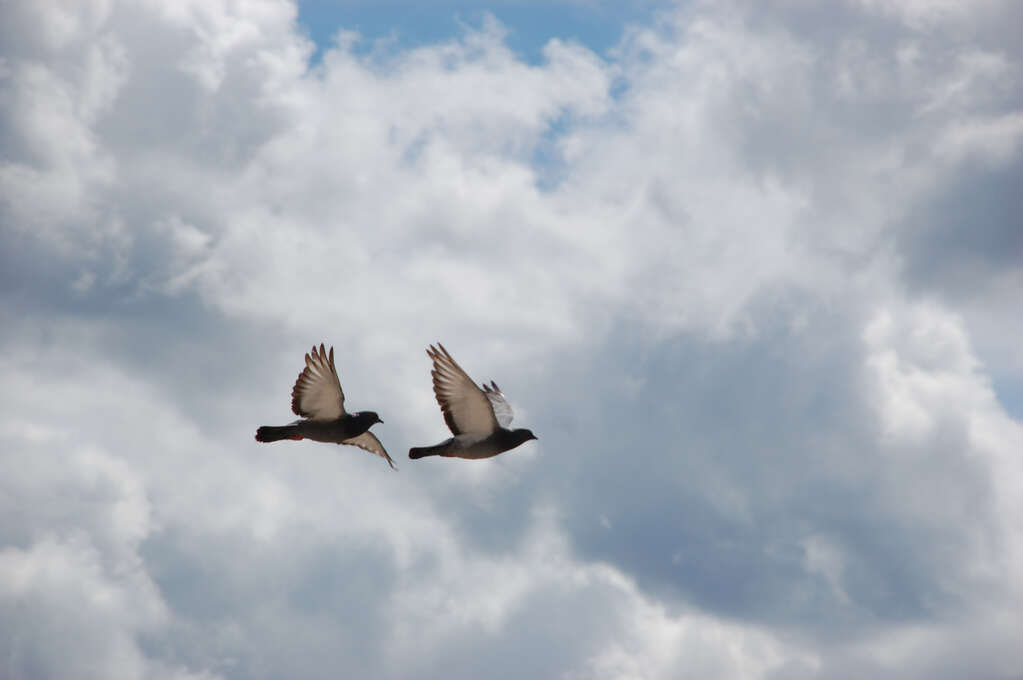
(2, 0, 1021, 678)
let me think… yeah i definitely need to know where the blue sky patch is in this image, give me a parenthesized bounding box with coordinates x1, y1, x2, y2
(296, 0, 665, 64)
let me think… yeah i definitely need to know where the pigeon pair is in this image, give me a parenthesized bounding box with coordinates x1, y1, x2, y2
(255, 343, 537, 469)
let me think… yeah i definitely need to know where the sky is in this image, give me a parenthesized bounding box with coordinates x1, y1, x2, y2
(1, 0, 1022, 678)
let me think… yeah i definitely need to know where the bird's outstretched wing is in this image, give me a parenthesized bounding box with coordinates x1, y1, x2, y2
(482, 381, 514, 428)
(427, 344, 499, 436)
(291, 344, 345, 420)
(343, 431, 396, 470)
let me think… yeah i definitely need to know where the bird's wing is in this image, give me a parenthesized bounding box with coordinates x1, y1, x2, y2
(482, 381, 514, 428)
(343, 431, 396, 470)
(291, 344, 346, 420)
(428, 343, 499, 436)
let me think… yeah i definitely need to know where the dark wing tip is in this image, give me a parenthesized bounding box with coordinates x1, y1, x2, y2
(426, 343, 451, 360)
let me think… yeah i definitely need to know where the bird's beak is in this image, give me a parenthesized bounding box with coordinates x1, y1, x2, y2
(378, 418, 385, 424)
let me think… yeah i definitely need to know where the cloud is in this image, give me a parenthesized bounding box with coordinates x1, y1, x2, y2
(2, 0, 1022, 678)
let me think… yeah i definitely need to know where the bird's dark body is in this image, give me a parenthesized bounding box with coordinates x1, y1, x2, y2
(409, 427, 536, 459)
(256, 411, 381, 444)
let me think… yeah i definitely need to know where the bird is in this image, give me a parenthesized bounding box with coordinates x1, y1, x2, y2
(255, 343, 396, 469)
(409, 343, 537, 460)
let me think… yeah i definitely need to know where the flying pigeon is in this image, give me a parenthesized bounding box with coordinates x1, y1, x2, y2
(255, 344, 395, 469)
(409, 343, 537, 460)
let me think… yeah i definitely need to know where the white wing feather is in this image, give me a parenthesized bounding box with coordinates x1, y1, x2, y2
(482, 381, 514, 428)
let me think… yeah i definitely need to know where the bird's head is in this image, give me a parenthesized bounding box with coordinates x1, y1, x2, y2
(357, 411, 383, 425)
(513, 428, 538, 444)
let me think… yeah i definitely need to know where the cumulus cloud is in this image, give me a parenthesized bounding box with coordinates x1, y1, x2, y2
(1, 0, 1021, 678)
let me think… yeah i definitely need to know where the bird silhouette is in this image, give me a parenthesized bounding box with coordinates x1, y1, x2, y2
(409, 343, 537, 460)
(256, 344, 395, 469)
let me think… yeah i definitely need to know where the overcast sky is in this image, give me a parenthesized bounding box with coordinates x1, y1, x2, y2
(2, 0, 1022, 678)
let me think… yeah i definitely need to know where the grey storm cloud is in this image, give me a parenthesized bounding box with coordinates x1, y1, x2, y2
(2, 0, 1022, 678)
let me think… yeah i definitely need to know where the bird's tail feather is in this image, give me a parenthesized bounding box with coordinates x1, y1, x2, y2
(408, 443, 447, 459)
(255, 425, 302, 443)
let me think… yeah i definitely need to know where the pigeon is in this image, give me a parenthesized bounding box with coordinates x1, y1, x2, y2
(255, 344, 395, 469)
(409, 343, 537, 460)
